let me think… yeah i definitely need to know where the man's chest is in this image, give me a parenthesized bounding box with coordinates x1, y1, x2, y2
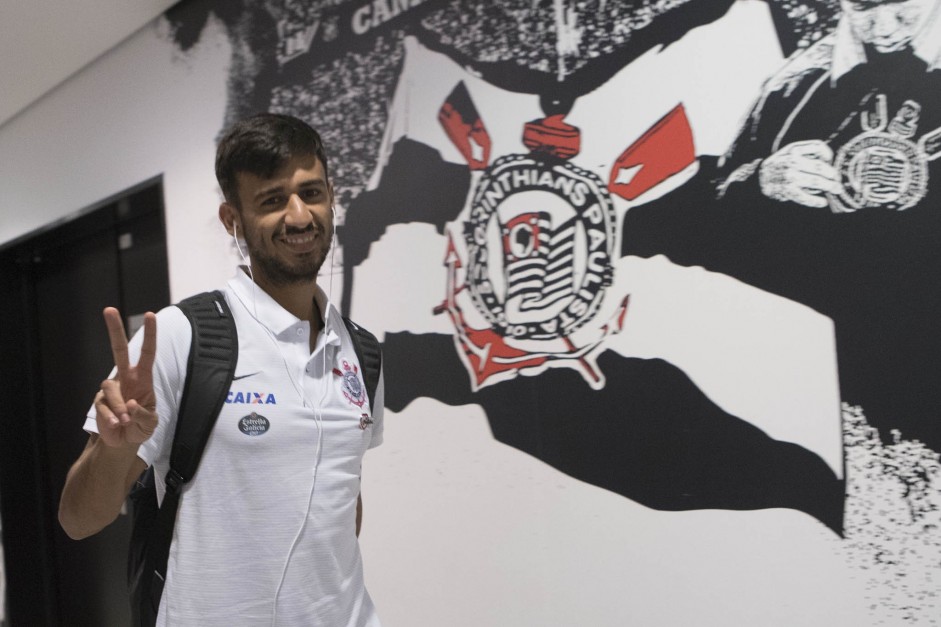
(209, 344, 374, 463)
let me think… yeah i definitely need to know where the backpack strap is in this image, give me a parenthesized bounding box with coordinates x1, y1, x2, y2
(149, 291, 238, 593)
(342, 316, 382, 411)
(169, 291, 239, 479)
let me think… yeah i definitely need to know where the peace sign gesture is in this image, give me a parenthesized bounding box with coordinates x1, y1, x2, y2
(94, 307, 158, 449)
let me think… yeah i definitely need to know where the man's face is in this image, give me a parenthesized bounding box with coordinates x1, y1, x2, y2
(232, 153, 334, 288)
(842, 0, 933, 53)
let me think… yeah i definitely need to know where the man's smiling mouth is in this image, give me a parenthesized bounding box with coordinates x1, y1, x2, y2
(283, 232, 316, 245)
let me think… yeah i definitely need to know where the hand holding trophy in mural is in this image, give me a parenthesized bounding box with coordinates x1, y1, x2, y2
(94, 307, 158, 449)
(758, 139, 843, 208)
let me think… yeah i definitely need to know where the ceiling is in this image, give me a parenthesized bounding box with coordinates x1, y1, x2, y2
(0, 0, 180, 128)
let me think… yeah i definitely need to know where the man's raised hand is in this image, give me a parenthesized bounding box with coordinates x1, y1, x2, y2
(95, 308, 158, 448)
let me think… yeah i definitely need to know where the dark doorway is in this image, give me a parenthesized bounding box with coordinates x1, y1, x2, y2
(0, 179, 171, 626)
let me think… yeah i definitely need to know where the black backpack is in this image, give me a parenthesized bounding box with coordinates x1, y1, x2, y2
(127, 290, 382, 627)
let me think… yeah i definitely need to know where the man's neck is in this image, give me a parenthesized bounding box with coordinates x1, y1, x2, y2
(254, 273, 321, 326)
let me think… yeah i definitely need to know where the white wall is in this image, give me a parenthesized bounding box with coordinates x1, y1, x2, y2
(360, 402, 870, 627)
(0, 9, 921, 627)
(0, 17, 236, 300)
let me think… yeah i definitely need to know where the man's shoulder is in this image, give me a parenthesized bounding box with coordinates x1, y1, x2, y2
(172, 289, 235, 330)
(148, 293, 227, 369)
(761, 35, 834, 101)
(155, 302, 195, 336)
(175, 289, 230, 311)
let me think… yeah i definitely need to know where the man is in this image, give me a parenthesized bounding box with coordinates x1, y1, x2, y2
(623, 0, 941, 453)
(58, 113, 384, 626)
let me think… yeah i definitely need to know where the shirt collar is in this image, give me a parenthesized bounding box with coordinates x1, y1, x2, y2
(831, 3, 941, 81)
(312, 280, 344, 350)
(227, 266, 341, 344)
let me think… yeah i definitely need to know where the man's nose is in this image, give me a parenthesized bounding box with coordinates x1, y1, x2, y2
(284, 194, 313, 227)
(871, 6, 899, 38)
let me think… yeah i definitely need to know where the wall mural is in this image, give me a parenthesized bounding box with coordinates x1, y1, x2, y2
(164, 0, 940, 621)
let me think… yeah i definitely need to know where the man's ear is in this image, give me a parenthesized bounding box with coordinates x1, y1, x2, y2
(219, 203, 240, 236)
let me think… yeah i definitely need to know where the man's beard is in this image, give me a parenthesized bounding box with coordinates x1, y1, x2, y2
(245, 224, 331, 287)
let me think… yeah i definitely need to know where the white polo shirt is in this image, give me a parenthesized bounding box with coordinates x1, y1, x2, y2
(85, 269, 383, 626)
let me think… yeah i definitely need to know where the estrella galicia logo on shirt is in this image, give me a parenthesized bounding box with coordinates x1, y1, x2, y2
(333, 359, 366, 408)
(238, 412, 270, 436)
(226, 390, 277, 404)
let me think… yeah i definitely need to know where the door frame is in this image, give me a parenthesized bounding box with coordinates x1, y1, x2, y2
(0, 175, 167, 625)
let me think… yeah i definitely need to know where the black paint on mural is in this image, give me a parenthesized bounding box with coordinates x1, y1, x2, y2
(383, 331, 845, 531)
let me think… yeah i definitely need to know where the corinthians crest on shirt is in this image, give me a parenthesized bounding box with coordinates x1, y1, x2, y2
(334, 359, 367, 408)
(829, 94, 941, 213)
(435, 90, 630, 391)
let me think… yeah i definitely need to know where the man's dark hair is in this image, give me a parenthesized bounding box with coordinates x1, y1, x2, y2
(215, 113, 330, 207)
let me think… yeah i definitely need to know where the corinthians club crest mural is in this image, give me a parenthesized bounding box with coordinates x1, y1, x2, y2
(163, 0, 940, 621)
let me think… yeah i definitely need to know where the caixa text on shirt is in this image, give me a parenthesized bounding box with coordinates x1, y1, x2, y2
(226, 390, 277, 404)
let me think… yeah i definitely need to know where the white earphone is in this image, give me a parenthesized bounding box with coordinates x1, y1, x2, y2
(230, 209, 333, 625)
(232, 223, 251, 267)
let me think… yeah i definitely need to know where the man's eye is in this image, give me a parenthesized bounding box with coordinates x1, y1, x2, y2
(261, 195, 283, 206)
(302, 189, 321, 201)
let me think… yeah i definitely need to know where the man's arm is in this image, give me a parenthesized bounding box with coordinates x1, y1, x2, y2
(58, 308, 158, 540)
(59, 434, 148, 539)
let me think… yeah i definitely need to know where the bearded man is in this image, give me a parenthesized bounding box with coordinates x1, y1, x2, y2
(59, 113, 385, 627)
